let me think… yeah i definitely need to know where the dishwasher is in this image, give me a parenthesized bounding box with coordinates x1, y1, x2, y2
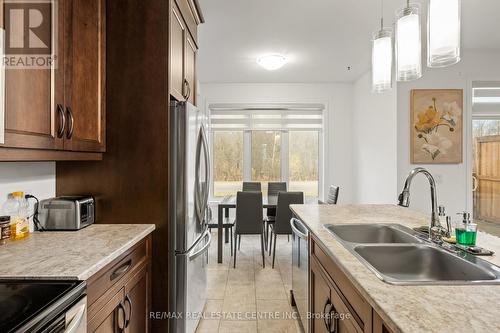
(290, 217, 309, 333)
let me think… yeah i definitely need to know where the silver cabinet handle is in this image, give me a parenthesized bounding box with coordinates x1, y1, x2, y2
(183, 79, 191, 100)
(124, 294, 132, 328)
(64, 302, 86, 333)
(66, 107, 74, 139)
(117, 301, 126, 332)
(57, 104, 66, 138)
(290, 218, 308, 239)
(188, 228, 211, 261)
(110, 259, 132, 281)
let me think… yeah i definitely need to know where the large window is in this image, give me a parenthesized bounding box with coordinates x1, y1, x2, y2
(289, 131, 319, 197)
(210, 103, 324, 198)
(251, 131, 281, 182)
(213, 131, 243, 197)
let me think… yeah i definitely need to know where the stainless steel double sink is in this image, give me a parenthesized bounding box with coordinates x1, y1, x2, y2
(324, 223, 500, 285)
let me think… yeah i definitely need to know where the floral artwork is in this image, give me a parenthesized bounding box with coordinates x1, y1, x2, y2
(410, 89, 463, 164)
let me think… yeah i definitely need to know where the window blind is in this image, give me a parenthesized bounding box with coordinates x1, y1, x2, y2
(472, 81, 500, 117)
(209, 103, 324, 130)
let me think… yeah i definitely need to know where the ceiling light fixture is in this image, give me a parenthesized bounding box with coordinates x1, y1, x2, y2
(372, 0, 393, 93)
(427, 0, 461, 67)
(257, 54, 287, 70)
(395, 1, 422, 81)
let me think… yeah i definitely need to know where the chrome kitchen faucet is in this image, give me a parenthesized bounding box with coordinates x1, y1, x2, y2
(398, 167, 449, 243)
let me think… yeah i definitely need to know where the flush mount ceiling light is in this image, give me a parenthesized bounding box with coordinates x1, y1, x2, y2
(427, 0, 461, 67)
(372, 0, 393, 93)
(395, 1, 422, 81)
(257, 54, 287, 70)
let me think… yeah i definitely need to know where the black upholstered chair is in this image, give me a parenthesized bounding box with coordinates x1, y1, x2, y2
(233, 191, 265, 268)
(206, 206, 235, 257)
(264, 182, 287, 248)
(269, 191, 304, 268)
(242, 182, 261, 192)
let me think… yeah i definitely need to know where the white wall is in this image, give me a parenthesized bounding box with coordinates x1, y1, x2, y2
(397, 50, 500, 216)
(199, 83, 354, 203)
(0, 162, 55, 216)
(352, 71, 398, 204)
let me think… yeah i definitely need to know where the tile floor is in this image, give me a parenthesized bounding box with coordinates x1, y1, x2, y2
(196, 232, 304, 333)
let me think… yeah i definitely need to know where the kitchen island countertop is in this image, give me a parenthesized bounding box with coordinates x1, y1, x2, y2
(290, 204, 500, 333)
(0, 224, 155, 280)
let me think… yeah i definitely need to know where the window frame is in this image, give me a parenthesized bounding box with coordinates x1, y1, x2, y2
(210, 128, 323, 199)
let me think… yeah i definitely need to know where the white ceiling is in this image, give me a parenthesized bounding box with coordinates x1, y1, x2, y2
(197, 0, 500, 83)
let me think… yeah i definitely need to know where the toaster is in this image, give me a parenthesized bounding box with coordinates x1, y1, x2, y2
(37, 196, 95, 230)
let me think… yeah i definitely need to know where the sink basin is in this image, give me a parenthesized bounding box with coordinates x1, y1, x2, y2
(354, 244, 500, 284)
(323, 223, 500, 285)
(324, 224, 421, 244)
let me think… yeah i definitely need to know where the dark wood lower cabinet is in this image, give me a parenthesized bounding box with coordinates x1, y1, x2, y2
(310, 235, 394, 333)
(87, 236, 151, 333)
(124, 265, 149, 333)
(89, 288, 124, 332)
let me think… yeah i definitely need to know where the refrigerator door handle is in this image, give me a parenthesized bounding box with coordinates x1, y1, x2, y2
(200, 124, 210, 212)
(188, 228, 211, 261)
(194, 127, 204, 224)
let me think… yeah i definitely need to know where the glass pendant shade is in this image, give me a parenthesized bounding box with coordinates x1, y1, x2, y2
(427, 0, 461, 67)
(395, 4, 422, 81)
(372, 28, 393, 93)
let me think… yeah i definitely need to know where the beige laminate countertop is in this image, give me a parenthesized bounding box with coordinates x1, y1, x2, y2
(0, 224, 155, 280)
(290, 204, 500, 333)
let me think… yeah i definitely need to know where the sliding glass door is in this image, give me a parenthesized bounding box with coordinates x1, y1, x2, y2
(471, 82, 500, 236)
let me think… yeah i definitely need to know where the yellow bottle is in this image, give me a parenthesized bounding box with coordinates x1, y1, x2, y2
(5, 192, 30, 240)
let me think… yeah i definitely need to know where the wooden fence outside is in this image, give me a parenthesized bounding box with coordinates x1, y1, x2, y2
(474, 135, 500, 223)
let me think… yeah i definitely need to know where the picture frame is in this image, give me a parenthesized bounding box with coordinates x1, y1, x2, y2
(410, 89, 463, 164)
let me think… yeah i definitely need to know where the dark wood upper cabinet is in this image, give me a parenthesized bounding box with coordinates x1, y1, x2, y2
(170, 0, 200, 105)
(0, 0, 105, 159)
(63, 0, 106, 152)
(170, 4, 186, 102)
(2, 0, 65, 150)
(184, 33, 197, 105)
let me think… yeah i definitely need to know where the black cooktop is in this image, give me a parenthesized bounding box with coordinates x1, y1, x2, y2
(0, 281, 81, 333)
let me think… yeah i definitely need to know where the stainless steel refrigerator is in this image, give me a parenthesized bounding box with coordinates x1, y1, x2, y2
(169, 101, 211, 333)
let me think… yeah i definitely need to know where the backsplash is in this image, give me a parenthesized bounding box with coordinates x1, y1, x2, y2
(0, 162, 55, 216)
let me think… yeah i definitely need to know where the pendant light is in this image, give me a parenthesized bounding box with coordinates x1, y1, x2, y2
(427, 0, 461, 67)
(372, 0, 393, 93)
(395, 0, 421, 81)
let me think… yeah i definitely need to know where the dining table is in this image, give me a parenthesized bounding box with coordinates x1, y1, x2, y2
(216, 194, 278, 263)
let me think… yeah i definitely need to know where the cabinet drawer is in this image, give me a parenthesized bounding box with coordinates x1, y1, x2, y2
(311, 237, 371, 331)
(87, 239, 148, 308)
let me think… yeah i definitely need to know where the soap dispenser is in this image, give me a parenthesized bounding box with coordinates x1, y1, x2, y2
(455, 212, 477, 246)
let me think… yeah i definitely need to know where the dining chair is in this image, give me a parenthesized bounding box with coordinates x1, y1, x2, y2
(326, 185, 340, 204)
(242, 182, 262, 192)
(268, 191, 304, 268)
(233, 191, 266, 268)
(206, 206, 235, 258)
(264, 182, 287, 248)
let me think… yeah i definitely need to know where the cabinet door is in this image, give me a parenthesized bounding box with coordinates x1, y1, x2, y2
(184, 33, 197, 105)
(124, 265, 149, 333)
(170, 4, 185, 102)
(89, 287, 124, 333)
(64, 0, 105, 152)
(2, 0, 64, 150)
(310, 259, 331, 333)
